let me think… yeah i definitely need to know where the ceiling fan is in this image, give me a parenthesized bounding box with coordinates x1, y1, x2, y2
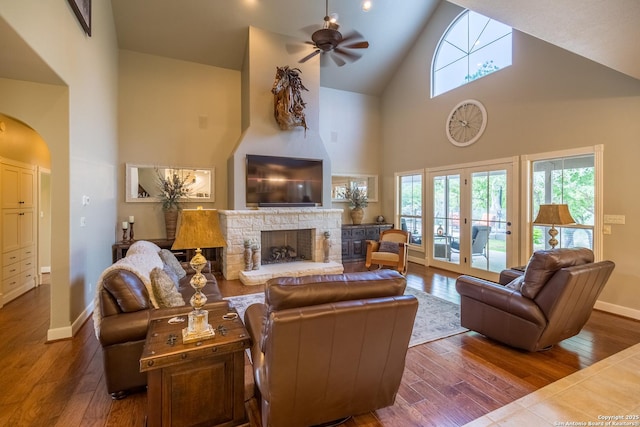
(298, 0, 370, 66)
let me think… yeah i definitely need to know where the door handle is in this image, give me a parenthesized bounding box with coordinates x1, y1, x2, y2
(505, 231, 512, 235)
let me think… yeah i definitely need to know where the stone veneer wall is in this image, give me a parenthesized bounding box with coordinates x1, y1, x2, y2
(219, 208, 343, 280)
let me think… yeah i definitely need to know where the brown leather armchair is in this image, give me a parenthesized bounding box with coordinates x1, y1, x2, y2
(455, 248, 614, 351)
(244, 270, 418, 427)
(365, 229, 411, 275)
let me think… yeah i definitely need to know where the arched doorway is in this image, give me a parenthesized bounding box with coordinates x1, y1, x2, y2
(0, 113, 52, 307)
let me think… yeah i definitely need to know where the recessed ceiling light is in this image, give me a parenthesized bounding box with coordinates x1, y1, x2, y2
(362, 1, 372, 12)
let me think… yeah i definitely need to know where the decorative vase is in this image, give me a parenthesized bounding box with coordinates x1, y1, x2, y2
(251, 245, 260, 270)
(323, 231, 331, 263)
(350, 207, 364, 225)
(164, 209, 179, 240)
(244, 241, 252, 271)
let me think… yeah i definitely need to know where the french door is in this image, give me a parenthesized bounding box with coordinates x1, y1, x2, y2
(428, 159, 517, 281)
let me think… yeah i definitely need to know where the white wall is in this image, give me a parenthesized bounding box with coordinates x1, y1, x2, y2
(382, 1, 640, 316)
(320, 87, 383, 224)
(118, 50, 242, 239)
(0, 0, 119, 338)
(228, 27, 332, 210)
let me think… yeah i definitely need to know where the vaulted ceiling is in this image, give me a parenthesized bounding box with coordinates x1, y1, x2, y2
(1, 0, 639, 95)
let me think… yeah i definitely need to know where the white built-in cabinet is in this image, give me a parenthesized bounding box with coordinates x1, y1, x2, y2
(1, 160, 37, 307)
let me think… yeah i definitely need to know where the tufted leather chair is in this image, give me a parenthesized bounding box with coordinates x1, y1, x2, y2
(455, 248, 615, 351)
(244, 270, 418, 427)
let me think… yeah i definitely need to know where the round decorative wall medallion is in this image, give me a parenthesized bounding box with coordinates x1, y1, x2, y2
(446, 99, 487, 147)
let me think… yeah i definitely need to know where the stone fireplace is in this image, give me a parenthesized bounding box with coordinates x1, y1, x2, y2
(218, 29, 346, 285)
(219, 208, 343, 285)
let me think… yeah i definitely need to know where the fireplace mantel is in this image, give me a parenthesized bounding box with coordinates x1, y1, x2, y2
(218, 208, 343, 284)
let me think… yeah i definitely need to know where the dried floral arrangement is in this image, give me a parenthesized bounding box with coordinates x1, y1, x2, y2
(156, 168, 192, 211)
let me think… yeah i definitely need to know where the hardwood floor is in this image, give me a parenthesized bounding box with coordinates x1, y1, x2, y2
(1, 263, 639, 427)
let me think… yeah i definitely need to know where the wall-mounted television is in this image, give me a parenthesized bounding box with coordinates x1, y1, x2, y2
(246, 155, 323, 207)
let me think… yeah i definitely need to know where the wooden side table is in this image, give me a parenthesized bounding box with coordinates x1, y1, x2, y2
(140, 306, 251, 427)
(112, 239, 178, 262)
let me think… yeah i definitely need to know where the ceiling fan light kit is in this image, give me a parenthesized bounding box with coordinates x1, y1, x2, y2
(298, 0, 370, 67)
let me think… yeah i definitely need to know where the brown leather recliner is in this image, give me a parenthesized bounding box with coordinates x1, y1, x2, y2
(455, 248, 615, 351)
(244, 270, 418, 427)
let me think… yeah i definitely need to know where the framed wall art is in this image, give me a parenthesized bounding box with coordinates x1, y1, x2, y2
(68, 0, 91, 36)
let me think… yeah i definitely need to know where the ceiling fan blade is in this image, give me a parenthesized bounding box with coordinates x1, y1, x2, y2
(340, 30, 365, 44)
(334, 47, 362, 63)
(299, 49, 321, 63)
(342, 40, 369, 49)
(329, 52, 346, 67)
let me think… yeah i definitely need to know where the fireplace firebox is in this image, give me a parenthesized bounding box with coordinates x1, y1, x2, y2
(261, 229, 312, 264)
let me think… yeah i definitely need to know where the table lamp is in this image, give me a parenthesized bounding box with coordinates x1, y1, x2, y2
(533, 204, 576, 249)
(172, 208, 226, 343)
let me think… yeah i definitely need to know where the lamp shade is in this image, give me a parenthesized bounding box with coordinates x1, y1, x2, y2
(533, 204, 576, 226)
(172, 209, 227, 250)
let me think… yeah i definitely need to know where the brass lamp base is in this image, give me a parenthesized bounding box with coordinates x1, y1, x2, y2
(182, 308, 215, 343)
(181, 248, 216, 344)
(547, 225, 559, 249)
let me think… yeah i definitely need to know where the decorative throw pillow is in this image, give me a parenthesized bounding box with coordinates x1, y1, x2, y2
(159, 249, 187, 279)
(162, 263, 180, 289)
(150, 267, 185, 308)
(505, 275, 524, 292)
(378, 241, 400, 254)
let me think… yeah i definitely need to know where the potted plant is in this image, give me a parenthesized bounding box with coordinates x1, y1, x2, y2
(157, 168, 192, 239)
(344, 184, 368, 225)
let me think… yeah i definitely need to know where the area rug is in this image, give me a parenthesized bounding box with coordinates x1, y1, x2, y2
(224, 287, 467, 347)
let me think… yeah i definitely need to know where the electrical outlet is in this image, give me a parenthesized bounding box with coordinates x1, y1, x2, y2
(603, 224, 612, 235)
(80, 217, 86, 227)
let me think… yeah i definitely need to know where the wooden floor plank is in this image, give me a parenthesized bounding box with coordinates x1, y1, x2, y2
(1, 263, 639, 427)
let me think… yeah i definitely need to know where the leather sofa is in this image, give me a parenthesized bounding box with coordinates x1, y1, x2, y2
(456, 248, 615, 351)
(93, 240, 223, 399)
(244, 270, 418, 427)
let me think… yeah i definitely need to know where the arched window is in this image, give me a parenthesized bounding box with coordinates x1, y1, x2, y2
(432, 10, 512, 97)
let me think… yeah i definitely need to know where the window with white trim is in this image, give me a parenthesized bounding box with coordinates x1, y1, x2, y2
(531, 154, 595, 252)
(432, 10, 512, 97)
(397, 171, 424, 247)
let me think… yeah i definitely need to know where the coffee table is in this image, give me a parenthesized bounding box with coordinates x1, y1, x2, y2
(140, 305, 251, 427)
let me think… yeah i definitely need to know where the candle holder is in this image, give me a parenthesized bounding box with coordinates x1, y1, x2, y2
(129, 221, 135, 241)
(122, 226, 129, 242)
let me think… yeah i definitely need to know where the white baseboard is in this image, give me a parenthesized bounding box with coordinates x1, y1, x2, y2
(47, 300, 95, 342)
(47, 325, 72, 341)
(408, 255, 426, 265)
(594, 300, 640, 321)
